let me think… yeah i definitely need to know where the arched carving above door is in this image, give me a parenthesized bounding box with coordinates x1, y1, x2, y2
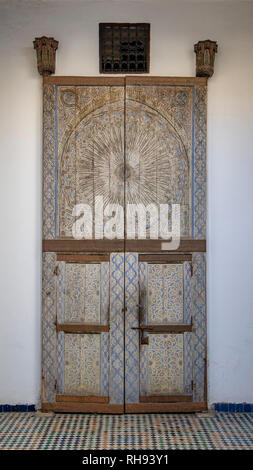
(58, 86, 192, 239)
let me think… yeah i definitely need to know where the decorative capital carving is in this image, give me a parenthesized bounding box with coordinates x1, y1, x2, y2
(194, 40, 218, 78)
(33, 36, 59, 76)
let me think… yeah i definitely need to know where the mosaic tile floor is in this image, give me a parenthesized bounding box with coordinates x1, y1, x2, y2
(0, 412, 253, 450)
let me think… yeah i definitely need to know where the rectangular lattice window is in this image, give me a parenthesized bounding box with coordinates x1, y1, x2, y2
(99, 23, 150, 74)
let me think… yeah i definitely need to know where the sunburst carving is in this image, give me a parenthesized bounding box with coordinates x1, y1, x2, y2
(58, 100, 190, 238)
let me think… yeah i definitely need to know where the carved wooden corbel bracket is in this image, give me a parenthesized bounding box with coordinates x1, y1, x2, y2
(194, 39, 218, 78)
(33, 36, 59, 76)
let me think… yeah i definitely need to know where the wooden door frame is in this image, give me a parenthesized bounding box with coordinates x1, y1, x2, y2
(42, 76, 207, 413)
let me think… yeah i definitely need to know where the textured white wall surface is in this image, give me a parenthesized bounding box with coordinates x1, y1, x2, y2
(0, 0, 252, 406)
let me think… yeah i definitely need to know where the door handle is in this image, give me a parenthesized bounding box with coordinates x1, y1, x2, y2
(131, 327, 149, 345)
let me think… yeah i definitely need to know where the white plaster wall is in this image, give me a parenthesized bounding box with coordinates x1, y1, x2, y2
(0, 0, 252, 405)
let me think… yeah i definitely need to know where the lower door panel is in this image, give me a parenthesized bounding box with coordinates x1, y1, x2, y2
(124, 252, 207, 412)
(42, 252, 125, 413)
(42, 252, 206, 412)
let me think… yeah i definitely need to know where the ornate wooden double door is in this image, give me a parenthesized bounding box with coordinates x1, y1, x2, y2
(42, 76, 207, 413)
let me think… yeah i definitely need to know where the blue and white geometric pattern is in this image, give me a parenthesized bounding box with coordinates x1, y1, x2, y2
(100, 263, 110, 325)
(56, 261, 65, 323)
(192, 253, 206, 401)
(184, 332, 192, 395)
(100, 333, 109, 397)
(139, 262, 148, 325)
(125, 253, 139, 404)
(42, 253, 57, 403)
(100, 262, 110, 396)
(183, 262, 192, 324)
(184, 261, 193, 394)
(139, 262, 148, 396)
(109, 254, 124, 404)
(56, 332, 64, 394)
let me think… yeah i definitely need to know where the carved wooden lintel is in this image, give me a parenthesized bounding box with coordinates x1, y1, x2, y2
(194, 39, 218, 78)
(33, 36, 58, 76)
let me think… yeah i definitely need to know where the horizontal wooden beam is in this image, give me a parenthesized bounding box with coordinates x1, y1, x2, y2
(43, 76, 125, 86)
(57, 253, 110, 262)
(139, 254, 192, 263)
(125, 239, 206, 252)
(132, 324, 192, 334)
(126, 76, 207, 86)
(43, 76, 207, 87)
(56, 324, 109, 333)
(140, 395, 192, 403)
(56, 395, 109, 403)
(42, 402, 124, 413)
(43, 239, 206, 253)
(125, 402, 207, 413)
(43, 239, 124, 253)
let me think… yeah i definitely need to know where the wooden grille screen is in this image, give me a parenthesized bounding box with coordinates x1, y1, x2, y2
(99, 23, 150, 73)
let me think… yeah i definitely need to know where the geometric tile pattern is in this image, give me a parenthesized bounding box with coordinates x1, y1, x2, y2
(125, 253, 139, 404)
(215, 404, 253, 413)
(1, 413, 253, 450)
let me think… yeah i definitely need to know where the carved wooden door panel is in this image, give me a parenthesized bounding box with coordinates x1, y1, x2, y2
(55, 257, 110, 401)
(42, 79, 126, 412)
(124, 78, 207, 412)
(42, 76, 207, 413)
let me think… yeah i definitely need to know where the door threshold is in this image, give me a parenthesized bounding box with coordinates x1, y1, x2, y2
(42, 402, 207, 414)
(42, 402, 124, 413)
(125, 402, 207, 413)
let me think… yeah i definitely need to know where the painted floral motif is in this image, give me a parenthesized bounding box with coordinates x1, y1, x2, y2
(64, 334, 100, 395)
(148, 264, 183, 324)
(147, 334, 184, 395)
(65, 263, 100, 323)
